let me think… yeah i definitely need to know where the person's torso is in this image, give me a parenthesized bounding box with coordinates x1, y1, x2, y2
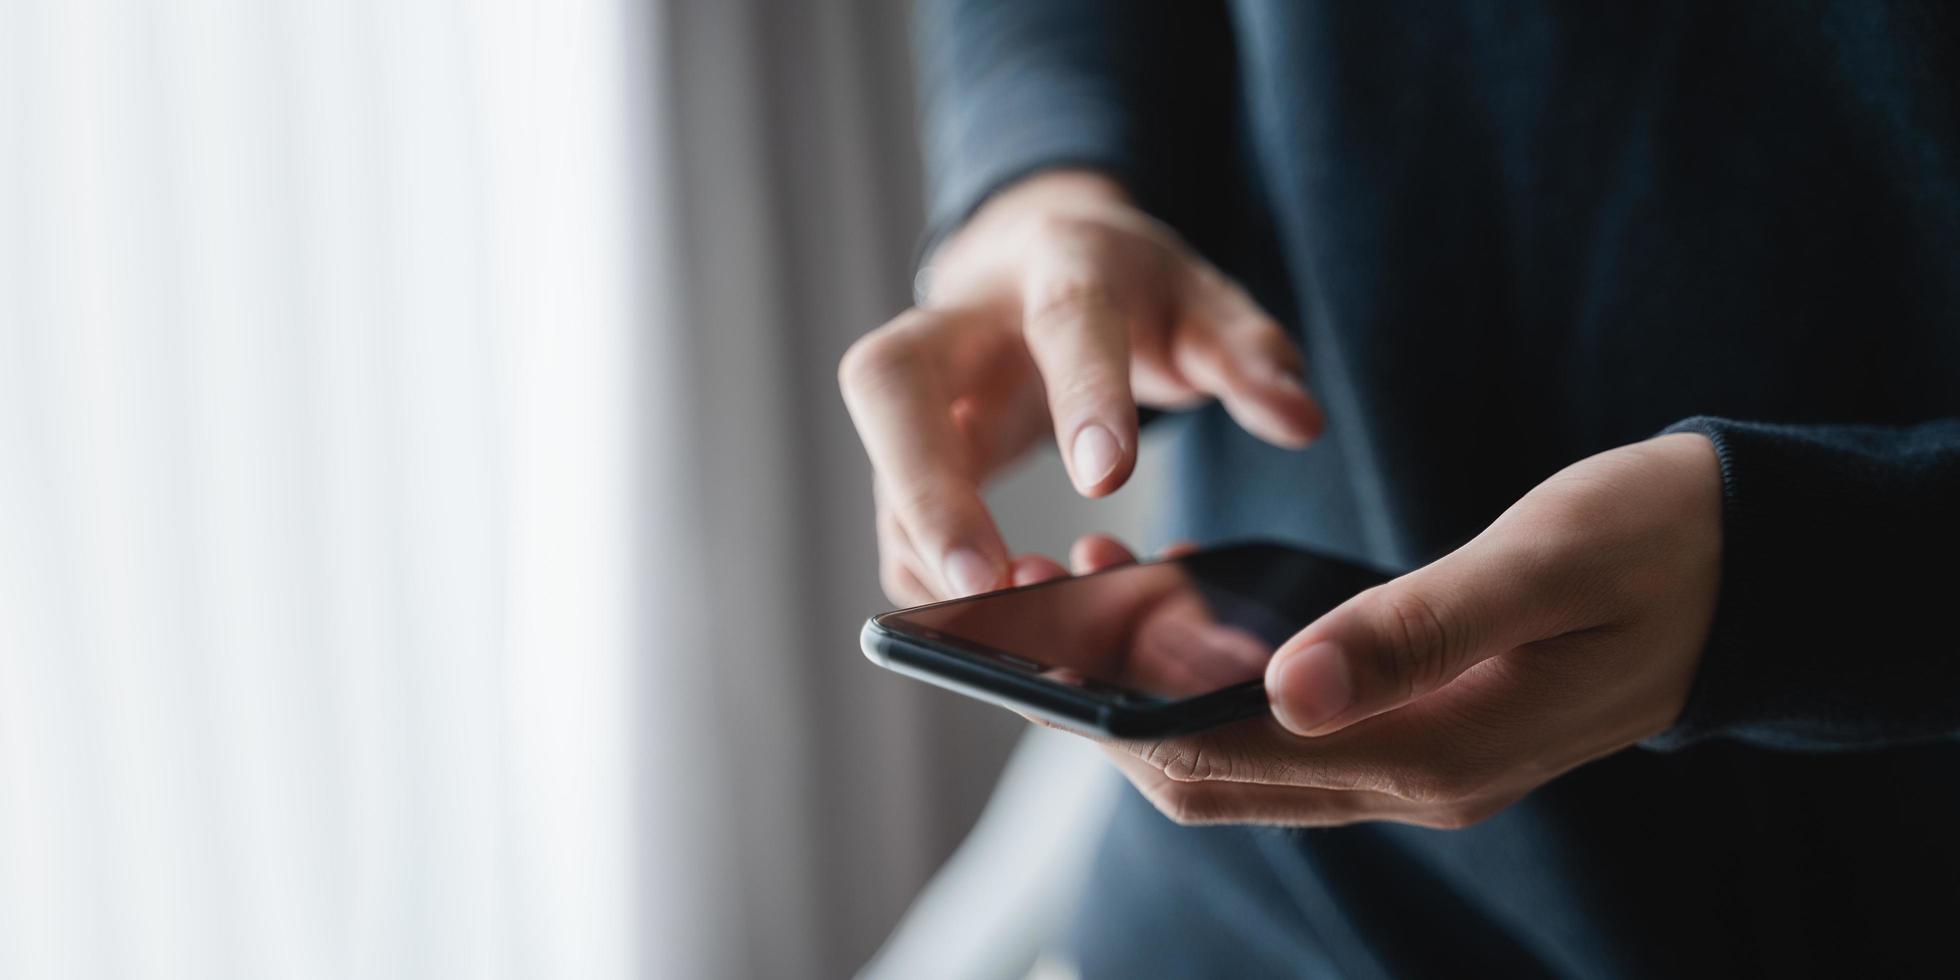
(1143, 3, 1960, 975)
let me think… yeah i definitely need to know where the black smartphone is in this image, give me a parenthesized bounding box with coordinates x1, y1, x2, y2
(860, 540, 1391, 738)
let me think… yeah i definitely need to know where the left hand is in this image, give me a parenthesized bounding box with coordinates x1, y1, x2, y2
(1017, 432, 1724, 828)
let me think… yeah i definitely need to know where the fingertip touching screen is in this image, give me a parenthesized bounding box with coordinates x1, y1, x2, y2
(883, 544, 1387, 701)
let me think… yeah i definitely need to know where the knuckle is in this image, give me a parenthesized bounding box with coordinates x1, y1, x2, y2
(1372, 588, 1457, 701)
(1047, 367, 1128, 412)
(837, 329, 919, 395)
(883, 476, 969, 531)
(1142, 741, 1197, 781)
(1024, 272, 1115, 339)
(1181, 743, 1223, 783)
(1388, 761, 1485, 807)
(1389, 767, 1456, 806)
(1248, 320, 1302, 365)
(1142, 739, 1221, 783)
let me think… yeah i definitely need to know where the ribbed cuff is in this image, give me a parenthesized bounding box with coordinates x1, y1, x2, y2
(1641, 417, 1740, 751)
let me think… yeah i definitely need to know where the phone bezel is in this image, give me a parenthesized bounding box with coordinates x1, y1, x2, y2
(861, 541, 1332, 738)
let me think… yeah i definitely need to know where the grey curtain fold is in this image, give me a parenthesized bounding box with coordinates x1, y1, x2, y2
(641, 1, 1026, 974)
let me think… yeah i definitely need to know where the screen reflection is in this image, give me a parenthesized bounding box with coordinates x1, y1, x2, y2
(887, 544, 1386, 701)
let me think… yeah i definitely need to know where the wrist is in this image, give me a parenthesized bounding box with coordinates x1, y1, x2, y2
(1640, 431, 1726, 739)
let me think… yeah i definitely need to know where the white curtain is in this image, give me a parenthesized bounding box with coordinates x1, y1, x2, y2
(1, 0, 650, 975)
(0, 0, 1147, 977)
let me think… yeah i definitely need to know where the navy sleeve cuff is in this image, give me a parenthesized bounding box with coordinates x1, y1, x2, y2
(1644, 416, 1960, 751)
(911, 0, 1242, 271)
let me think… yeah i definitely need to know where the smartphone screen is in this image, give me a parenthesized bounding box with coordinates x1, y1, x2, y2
(878, 542, 1387, 703)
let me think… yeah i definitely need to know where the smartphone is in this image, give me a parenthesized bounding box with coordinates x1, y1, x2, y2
(860, 540, 1390, 738)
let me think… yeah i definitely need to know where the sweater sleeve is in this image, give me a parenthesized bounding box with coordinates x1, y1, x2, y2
(1646, 416, 1960, 751)
(912, 0, 1242, 259)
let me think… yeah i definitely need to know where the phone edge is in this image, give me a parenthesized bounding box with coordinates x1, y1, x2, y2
(861, 617, 1270, 738)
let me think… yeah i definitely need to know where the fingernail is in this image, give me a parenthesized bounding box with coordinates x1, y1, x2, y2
(1070, 424, 1122, 491)
(1268, 642, 1351, 735)
(943, 547, 999, 597)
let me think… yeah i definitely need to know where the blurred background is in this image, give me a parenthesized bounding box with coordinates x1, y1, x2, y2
(0, 0, 1163, 977)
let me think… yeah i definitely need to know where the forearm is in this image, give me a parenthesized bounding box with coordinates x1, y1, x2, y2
(913, 0, 1238, 254)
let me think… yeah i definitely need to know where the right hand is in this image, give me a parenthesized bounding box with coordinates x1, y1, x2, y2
(838, 170, 1325, 605)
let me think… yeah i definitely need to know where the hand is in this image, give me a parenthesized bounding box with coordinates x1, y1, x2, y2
(1047, 433, 1724, 828)
(838, 170, 1324, 605)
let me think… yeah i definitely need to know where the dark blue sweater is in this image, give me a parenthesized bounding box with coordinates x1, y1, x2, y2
(916, 1, 1960, 975)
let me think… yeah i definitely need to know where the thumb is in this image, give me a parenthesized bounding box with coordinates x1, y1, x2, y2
(1264, 541, 1569, 737)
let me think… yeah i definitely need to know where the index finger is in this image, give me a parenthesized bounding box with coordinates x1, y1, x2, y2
(838, 308, 1010, 597)
(1019, 242, 1140, 498)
